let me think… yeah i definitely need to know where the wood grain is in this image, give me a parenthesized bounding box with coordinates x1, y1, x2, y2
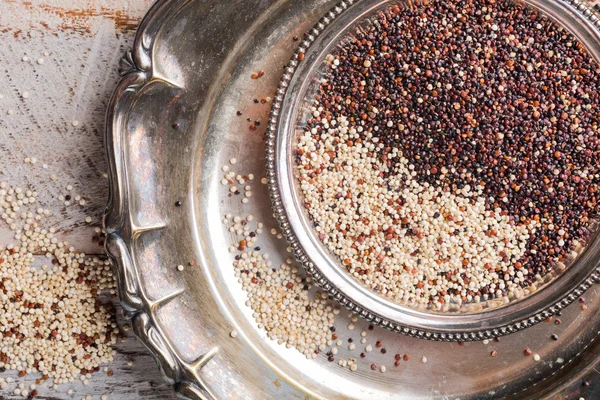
(0, 0, 176, 398)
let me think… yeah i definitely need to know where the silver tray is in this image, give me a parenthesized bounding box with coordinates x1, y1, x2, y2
(105, 0, 600, 398)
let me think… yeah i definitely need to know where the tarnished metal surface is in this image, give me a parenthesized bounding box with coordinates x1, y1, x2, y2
(106, 0, 600, 398)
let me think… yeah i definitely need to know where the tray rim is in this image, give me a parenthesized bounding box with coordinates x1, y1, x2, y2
(265, 0, 600, 342)
(103, 0, 217, 398)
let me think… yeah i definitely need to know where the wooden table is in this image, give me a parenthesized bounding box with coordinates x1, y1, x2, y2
(0, 1, 176, 398)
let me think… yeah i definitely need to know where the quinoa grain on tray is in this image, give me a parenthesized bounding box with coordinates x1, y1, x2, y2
(296, 0, 600, 307)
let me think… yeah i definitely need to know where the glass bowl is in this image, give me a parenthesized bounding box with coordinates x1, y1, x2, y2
(266, 0, 600, 341)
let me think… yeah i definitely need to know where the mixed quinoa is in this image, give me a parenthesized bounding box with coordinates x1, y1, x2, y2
(296, 0, 600, 307)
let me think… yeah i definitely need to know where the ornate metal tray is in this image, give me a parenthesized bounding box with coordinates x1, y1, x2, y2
(105, 0, 600, 398)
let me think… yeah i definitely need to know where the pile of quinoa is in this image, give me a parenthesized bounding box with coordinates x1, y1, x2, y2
(297, 0, 600, 307)
(0, 182, 118, 386)
(225, 212, 336, 358)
